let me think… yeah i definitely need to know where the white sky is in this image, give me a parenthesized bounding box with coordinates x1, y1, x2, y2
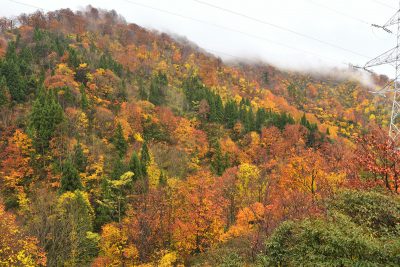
(1, 0, 399, 77)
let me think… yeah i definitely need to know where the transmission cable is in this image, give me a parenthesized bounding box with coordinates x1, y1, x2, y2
(305, 0, 370, 25)
(7, 0, 355, 66)
(192, 0, 370, 59)
(121, 0, 356, 66)
(370, 0, 397, 9)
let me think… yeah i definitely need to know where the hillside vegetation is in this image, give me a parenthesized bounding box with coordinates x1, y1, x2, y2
(0, 7, 399, 266)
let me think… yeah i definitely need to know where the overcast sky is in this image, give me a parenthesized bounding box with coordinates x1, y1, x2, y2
(2, 0, 399, 77)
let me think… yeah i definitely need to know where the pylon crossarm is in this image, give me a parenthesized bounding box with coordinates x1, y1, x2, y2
(372, 24, 393, 33)
(383, 10, 400, 28)
(364, 47, 398, 68)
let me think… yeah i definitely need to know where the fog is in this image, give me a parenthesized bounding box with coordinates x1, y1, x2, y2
(2, 0, 399, 84)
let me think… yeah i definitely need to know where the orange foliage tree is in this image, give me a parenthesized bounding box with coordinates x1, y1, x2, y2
(172, 171, 226, 256)
(0, 201, 46, 266)
(0, 129, 34, 210)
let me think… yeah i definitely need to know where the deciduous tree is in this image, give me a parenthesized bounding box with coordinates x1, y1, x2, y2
(0, 201, 46, 266)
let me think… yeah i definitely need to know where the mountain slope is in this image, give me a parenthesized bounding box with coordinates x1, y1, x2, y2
(0, 6, 399, 266)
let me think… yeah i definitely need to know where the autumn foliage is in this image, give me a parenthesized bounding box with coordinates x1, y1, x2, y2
(0, 6, 399, 266)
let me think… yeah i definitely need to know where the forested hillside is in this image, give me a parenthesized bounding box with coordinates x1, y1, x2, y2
(0, 7, 399, 266)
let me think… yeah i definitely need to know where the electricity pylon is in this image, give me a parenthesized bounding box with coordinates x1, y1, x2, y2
(357, 3, 400, 144)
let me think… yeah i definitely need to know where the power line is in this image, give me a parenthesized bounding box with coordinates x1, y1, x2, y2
(7, 0, 353, 66)
(305, 0, 370, 25)
(370, 0, 396, 9)
(202, 48, 247, 60)
(8, 0, 45, 12)
(121, 0, 344, 65)
(192, 0, 370, 59)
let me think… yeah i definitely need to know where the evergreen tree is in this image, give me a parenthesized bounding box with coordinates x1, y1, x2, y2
(110, 157, 128, 180)
(118, 80, 128, 102)
(208, 96, 217, 122)
(215, 95, 224, 122)
(67, 47, 80, 68)
(60, 159, 83, 193)
(148, 71, 168, 106)
(140, 142, 150, 175)
(80, 85, 89, 111)
(73, 142, 87, 173)
(29, 88, 64, 154)
(98, 52, 123, 76)
(306, 123, 318, 147)
(241, 106, 255, 133)
(0, 76, 10, 107)
(300, 113, 309, 128)
(224, 100, 238, 128)
(113, 123, 127, 158)
(0, 56, 26, 102)
(183, 75, 207, 111)
(263, 71, 269, 84)
(129, 151, 142, 181)
(299, 113, 319, 146)
(18, 46, 33, 75)
(211, 142, 229, 176)
(247, 107, 255, 132)
(33, 27, 44, 42)
(239, 105, 247, 123)
(255, 108, 267, 132)
(94, 178, 114, 230)
(159, 170, 167, 187)
(138, 77, 148, 100)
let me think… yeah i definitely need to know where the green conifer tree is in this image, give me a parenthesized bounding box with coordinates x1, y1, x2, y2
(80, 85, 89, 111)
(60, 159, 83, 193)
(140, 142, 150, 175)
(1, 57, 25, 102)
(110, 157, 128, 181)
(208, 96, 217, 122)
(29, 87, 64, 154)
(0, 76, 10, 107)
(211, 142, 229, 176)
(159, 170, 167, 187)
(148, 71, 167, 106)
(215, 95, 224, 123)
(300, 113, 309, 128)
(129, 151, 142, 181)
(255, 108, 267, 132)
(138, 77, 148, 100)
(113, 123, 127, 158)
(73, 142, 87, 173)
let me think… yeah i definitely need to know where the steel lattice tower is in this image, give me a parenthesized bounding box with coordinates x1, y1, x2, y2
(359, 3, 400, 143)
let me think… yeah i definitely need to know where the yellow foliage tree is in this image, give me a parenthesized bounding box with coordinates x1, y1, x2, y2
(0, 202, 46, 266)
(236, 163, 265, 206)
(94, 223, 138, 267)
